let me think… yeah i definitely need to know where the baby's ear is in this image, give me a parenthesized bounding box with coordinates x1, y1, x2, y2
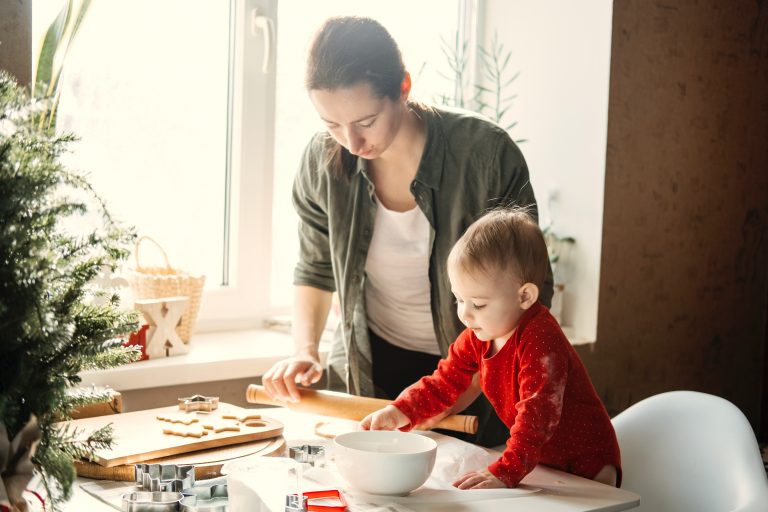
(518, 283, 539, 309)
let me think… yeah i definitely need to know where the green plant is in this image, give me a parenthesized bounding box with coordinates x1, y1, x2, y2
(0, 70, 140, 510)
(542, 225, 575, 275)
(436, 31, 470, 108)
(436, 31, 577, 273)
(33, 0, 92, 131)
(475, 31, 525, 142)
(436, 29, 525, 144)
(436, 29, 576, 292)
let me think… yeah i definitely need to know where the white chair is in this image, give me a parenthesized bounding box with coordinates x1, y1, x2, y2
(612, 390, 768, 512)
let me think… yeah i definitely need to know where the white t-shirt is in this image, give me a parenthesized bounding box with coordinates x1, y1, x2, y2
(364, 196, 440, 355)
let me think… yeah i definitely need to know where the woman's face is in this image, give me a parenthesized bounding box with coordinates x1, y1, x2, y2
(309, 82, 405, 160)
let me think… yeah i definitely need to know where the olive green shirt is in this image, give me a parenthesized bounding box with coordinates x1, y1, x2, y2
(292, 106, 553, 397)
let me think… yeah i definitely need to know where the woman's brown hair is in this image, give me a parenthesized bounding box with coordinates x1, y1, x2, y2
(306, 16, 406, 180)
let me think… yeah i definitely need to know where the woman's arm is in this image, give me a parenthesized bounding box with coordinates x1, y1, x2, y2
(262, 285, 332, 402)
(264, 136, 335, 402)
(292, 285, 333, 362)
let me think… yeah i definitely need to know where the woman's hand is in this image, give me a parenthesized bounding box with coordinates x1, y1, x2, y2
(262, 355, 323, 403)
(453, 469, 506, 490)
(360, 405, 410, 431)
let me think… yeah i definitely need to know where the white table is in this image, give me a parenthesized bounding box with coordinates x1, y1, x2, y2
(64, 407, 639, 512)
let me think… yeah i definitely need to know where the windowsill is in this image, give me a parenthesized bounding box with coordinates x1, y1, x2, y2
(78, 328, 331, 392)
(561, 325, 595, 346)
(78, 323, 592, 393)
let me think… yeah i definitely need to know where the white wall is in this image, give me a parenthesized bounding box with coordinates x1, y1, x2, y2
(480, 0, 613, 342)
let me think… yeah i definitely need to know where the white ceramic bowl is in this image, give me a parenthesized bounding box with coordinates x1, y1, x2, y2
(333, 430, 437, 495)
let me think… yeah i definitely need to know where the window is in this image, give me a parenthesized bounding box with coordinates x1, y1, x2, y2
(33, 0, 462, 332)
(33, 0, 276, 330)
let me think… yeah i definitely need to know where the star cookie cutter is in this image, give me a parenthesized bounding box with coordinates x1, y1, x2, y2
(288, 444, 326, 467)
(135, 463, 195, 492)
(178, 394, 219, 412)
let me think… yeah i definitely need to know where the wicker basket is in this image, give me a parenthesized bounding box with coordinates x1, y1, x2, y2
(127, 236, 206, 343)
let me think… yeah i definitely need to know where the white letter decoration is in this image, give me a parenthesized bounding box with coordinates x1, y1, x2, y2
(135, 297, 190, 358)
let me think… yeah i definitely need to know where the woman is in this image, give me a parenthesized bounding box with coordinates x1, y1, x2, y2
(262, 16, 552, 446)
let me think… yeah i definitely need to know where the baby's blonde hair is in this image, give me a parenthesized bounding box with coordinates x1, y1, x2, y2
(448, 207, 549, 290)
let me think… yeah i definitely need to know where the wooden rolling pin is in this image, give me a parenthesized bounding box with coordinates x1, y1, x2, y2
(246, 384, 478, 435)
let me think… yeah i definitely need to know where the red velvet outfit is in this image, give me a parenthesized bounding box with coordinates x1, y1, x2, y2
(392, 302, 622, 488)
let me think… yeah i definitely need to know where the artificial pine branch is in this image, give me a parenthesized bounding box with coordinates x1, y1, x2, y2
(31, 418, 115, 504)
(61, 388, 116, 418)
(0, 70, 140, 510)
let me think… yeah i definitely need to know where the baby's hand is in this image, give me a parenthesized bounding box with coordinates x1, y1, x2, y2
(453, 469, 506, 490)
(360, 405, 410, 431)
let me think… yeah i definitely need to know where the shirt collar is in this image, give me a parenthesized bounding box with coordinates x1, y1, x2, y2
(354, 155, 367, 176)
(412, 107, 444, 191)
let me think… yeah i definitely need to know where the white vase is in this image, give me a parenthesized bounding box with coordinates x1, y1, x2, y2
(550, 283, 565, 324)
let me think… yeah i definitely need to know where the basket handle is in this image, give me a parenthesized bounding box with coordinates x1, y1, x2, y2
(135, 236, 172, 271)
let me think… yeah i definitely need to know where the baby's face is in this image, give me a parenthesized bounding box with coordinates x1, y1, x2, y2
(448, 263, 526, 345)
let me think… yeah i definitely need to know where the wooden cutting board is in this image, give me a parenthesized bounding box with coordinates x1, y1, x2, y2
(74, 435, 286, 481)
(57, 403, 282, 467)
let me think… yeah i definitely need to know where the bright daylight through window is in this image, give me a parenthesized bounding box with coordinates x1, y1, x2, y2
(33, 0, 462, 331)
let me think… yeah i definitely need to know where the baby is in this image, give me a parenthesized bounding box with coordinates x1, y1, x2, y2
(361, 208, 621, 489)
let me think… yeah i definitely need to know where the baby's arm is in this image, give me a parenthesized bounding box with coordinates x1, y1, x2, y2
(484, 338, 570, 487)
(393, 330, 481, 428)
(360, 404, 410, 431)
(453, 469, 506, 489)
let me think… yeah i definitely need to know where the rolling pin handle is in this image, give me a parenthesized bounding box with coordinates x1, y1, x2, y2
(245, 384, 479, 435)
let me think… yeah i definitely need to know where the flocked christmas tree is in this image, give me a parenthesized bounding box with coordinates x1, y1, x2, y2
(0, 70, 140, 510)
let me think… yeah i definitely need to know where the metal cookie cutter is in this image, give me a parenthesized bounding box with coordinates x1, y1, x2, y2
(135, 463, 195, 492)
(121, 491, 185, 512)
(285, 490, 347, 512)
(179, 483, 228, 512)
(288, 444, 326, 467)
(285, 494, 308, 512)
(178, 394, 219, 412)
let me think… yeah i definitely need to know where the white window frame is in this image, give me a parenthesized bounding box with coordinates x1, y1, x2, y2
(194, 0, 278, 332)
(200, 0, 485, 334)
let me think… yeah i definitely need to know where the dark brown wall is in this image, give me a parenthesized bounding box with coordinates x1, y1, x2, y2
(577, 0, 768, 433)
(0, 0, 32, 85)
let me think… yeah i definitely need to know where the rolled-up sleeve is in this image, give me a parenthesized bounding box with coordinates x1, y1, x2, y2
(292, 136, 336, 292)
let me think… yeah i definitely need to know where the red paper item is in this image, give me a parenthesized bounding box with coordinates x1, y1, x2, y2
(123, 324, 150, 361)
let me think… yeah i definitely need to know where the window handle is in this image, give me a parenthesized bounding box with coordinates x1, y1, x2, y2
(250, 8, 274, 74)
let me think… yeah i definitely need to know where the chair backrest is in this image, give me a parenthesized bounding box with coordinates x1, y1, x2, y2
(612, 391, 768, 512)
